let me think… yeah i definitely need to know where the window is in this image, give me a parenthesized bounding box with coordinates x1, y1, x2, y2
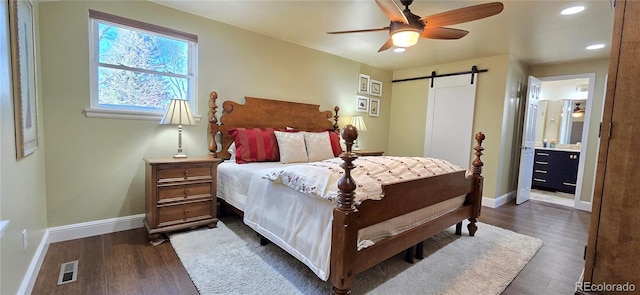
(87, 10, 198, 120)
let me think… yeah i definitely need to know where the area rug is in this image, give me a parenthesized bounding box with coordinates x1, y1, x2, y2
(170, 217, 543, 295)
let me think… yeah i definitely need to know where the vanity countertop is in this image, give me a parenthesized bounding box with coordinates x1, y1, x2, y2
(535, 147, 581, 153)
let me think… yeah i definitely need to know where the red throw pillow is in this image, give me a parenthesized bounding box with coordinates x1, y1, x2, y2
(328, 131, 343, 157)
(229, 128, 280, 164)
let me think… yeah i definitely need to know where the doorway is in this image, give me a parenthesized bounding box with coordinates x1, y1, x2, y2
(516, 73, 596, 210)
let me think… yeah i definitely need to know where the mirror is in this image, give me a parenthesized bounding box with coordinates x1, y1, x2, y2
(535, 78, 589, 146)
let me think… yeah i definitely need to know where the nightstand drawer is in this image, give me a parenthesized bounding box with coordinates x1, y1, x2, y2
(157, 165, 212, 183)
(157, 200, 213, 227)
(158, 182, 212, 204)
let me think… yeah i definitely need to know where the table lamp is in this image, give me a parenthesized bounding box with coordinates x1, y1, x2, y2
(160, 99, 196, 158)
(350, 115, 367, 151)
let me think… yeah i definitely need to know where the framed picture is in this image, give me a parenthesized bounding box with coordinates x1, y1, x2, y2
(356, 96, 369, 113)
(369, 98, 380, 117)
(9, 0, 39, 159)
(358, 74, 370, 94)
(370, 79, 383, 97)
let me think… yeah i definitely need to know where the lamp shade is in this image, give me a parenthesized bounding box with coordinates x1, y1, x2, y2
(160, 99, 195, 126)
(350, 115, 367, 132)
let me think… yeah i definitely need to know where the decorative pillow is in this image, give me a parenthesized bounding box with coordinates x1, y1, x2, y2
(274, 131, 309, 164)
(328, 131, 343, 156)
(226, 142, 236, 162)
(303, 131, 335, 162)
(229, 128, 280, 164)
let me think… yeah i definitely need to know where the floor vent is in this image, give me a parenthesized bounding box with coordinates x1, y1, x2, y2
(57, 260, 78, 285)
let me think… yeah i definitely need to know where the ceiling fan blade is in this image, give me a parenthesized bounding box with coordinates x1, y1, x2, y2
(327, 27, 389, 34)
(422, 2, 504, 28)
(420, 27, 469, 39)
(375, 0, 408, 24)
(378, 38, 394, 52)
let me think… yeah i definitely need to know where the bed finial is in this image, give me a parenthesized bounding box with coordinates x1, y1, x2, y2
(469, 131, 485, 236)
(472, 132, 485, 176)
(337, 125, 358, 211)
(333, 106, 340, 132)
(208, 91, 219, 157)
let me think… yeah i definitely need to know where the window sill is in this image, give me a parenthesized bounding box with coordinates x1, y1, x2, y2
(84, 108, 202, 122)
(0, 220, 9, 239)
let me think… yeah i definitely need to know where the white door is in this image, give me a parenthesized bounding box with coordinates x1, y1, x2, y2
(516, 76, 541, 204)
(424, 74, 477, 168)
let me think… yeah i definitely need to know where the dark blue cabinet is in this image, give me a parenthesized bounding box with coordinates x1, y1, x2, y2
(532, 149, 579, 194)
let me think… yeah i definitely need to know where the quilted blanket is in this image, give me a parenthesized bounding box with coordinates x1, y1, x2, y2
(264, 156, 465, 203)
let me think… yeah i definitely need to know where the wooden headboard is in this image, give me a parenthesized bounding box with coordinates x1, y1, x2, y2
(208, 91, 340, 159)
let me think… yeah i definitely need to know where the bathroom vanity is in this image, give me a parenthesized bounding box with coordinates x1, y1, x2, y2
(532, 148, 580, 194)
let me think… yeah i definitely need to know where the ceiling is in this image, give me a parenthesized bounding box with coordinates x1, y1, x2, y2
(151, 0, 615, 71)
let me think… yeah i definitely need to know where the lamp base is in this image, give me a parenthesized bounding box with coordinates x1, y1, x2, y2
(173, 153, 188, 158)
(353, 140, 362, 151)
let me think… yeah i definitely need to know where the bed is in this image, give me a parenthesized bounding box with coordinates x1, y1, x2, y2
(207, 91, 485, 294)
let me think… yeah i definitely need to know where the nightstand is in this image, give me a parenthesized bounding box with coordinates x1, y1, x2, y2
(354, 150, 384, 156)
(143, 156, 221, 241)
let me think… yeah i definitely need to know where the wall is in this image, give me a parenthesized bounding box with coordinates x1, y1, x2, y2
(529, 58, 610, 203)
(388, 54, 514, 200)
(38, 0, 392, 227)
(495, 56, 526, 200)
(1, 1, 49, 294)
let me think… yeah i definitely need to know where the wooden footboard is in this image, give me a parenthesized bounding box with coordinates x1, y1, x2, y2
(330, 125, 485, 294)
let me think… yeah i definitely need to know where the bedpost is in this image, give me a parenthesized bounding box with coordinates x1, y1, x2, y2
(330, 125, 359, 295)
(208, 91, 219, 157)
(468, 132, 485, 236)
(333, 106, 340, 132)
(337, 125, 358, 211)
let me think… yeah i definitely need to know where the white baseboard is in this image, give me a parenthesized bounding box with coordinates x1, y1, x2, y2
(19, 214, 145, 294)
(48, 214, 145, 243)
(18, 229, 49, 295)
(482, 191, 516, 209)
(575, 200, 592, 212)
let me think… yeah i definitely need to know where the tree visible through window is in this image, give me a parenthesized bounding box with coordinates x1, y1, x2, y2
(88, 10, 197, 117)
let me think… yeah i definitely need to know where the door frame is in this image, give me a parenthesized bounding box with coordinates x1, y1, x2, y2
(517, 73, 596, 210)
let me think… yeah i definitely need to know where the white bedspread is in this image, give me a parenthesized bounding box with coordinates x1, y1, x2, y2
(222, 157, 468, 281)
(217, 161, 298, 211)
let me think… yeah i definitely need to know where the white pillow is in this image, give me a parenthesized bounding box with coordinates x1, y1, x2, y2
(274, 131, 309, 164)
(227, 142, 236, 162)
(303, 131, 335, 162)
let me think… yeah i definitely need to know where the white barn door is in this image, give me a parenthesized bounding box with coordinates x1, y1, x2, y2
(424, 74, 477, 168)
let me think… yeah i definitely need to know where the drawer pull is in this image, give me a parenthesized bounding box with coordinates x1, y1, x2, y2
(184, 170, 189, 178)
(184, 209, 189, 220)
(534, 170, 547, 174)
(562, 182, 577, 187)
(537, 152, 549, 156)
(533, 178, 547, 182)
(184, 189, 189, 197)
(535, 161, 548, 165)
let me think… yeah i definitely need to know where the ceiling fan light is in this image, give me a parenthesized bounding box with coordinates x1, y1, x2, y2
(586, 44, 605, 50)
(561, 6, 585, 16)
(391, 30, 420, 48)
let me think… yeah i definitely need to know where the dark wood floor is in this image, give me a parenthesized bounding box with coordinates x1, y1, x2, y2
(32, 200, 590, 295)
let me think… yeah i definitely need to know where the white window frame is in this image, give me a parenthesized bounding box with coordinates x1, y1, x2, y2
(86, 10, 199, 121)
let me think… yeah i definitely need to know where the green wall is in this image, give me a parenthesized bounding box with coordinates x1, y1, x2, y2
(38, 0, 392, 227)
(1, 1, 48, 294)
(388, 54, 525, 200)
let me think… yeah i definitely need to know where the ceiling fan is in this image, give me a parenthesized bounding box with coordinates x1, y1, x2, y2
(327, 0, 504, 52)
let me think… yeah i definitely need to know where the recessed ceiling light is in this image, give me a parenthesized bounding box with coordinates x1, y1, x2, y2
(561, 6, 585, 15)
(586, 44, 605, 50)
(393, 47, 406, 53)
